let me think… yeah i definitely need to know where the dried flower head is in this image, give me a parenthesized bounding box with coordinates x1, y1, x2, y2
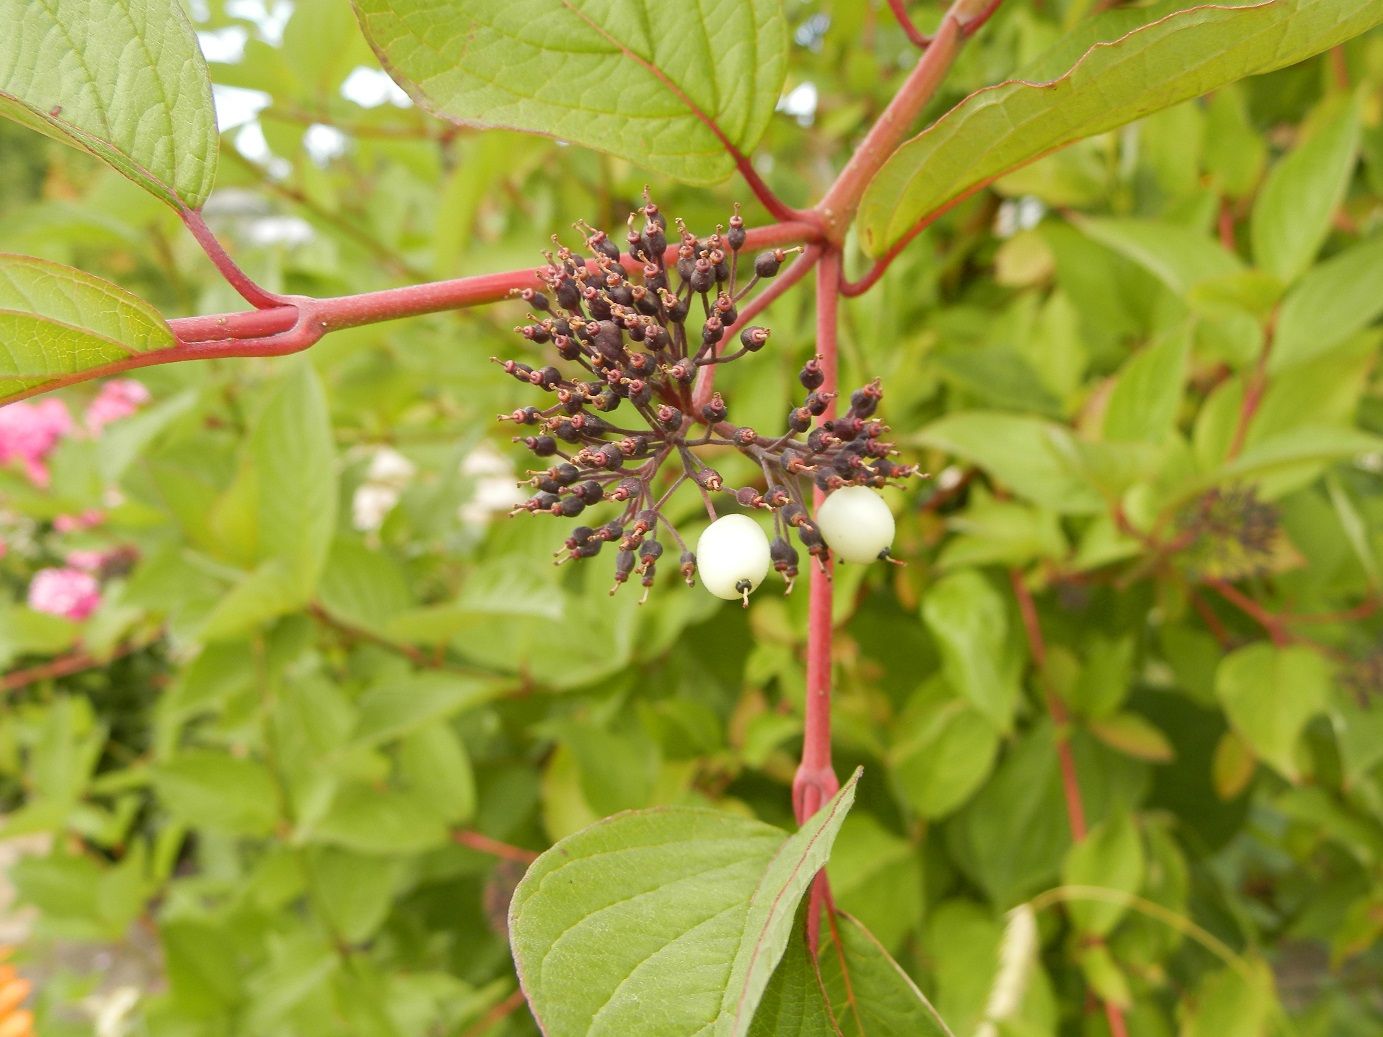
(497, 193, 917, 603)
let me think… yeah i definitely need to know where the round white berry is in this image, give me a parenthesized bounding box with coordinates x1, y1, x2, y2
(696, 514, 771, 605)
(815, 486, 895, 564)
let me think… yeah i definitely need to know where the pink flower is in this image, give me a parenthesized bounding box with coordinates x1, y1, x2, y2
(84, 380, 150, 433)
(65, 548, 113, 572)
(53, 509, 105, 533)
(0, 398, 73, 486)
(27, 567, 101, 620)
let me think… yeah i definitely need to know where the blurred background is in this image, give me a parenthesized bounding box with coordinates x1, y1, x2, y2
(1, 1, 1381, 1033)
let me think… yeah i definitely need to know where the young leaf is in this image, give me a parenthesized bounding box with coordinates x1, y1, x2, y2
(1102, 328, 1190, 444)
(351, 0, 787, 185)
(1270, 233, 1383, 371)
(1060, 813, 1145, 936)
(0, 253, 177, 404)
(510, 769, 860, 1037)
(913, 411, 1105, 514)
(0, 0, 218, 209)
(922, 571, 1020, 734)
(1215, 644, 1332, 781)
(1250, 97, 1360, 284)
(151, 751, 280, 836)
(858, 0, 1383, 257)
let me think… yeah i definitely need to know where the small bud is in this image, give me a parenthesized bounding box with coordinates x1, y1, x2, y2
(800, 357, 825, 390)
(701, 393, 728, 424)
(740, 326, 770, 352)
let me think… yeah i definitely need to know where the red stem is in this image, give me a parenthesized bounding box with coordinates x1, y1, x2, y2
(179, 207, 284, 310)
(816, 2, 971, 241)
(1009, 570, 1129, 1037)
(692, 245, 821, 411)
(2, 636, 151, 692)
(795, 249, 843, 954)
(451, 829, 539, 864)
(1209, 580, 1291, 646)
(886, 0, 933, 49)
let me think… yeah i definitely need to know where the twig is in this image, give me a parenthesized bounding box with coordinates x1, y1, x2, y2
(1008, 570, 1130, 1037)
(452, 830, 539, 864)
(2, 636, 154, 693)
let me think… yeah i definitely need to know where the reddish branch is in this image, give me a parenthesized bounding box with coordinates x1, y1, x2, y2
(1, 636, 152, 693)
(886, 0, 934, 49)
(1009, 569, 1129, 1037)
(452, 829, 539, 864)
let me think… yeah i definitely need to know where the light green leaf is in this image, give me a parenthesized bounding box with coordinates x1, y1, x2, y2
(1060, 814, 1144, 936)
(890, 680, 1000, 818)
(353, 673, 500, 747)
(510, 769, 860, 1037)
(1271, 234, 1383, 371)
(748, 918, 835, 1037)
(310, 784, 452, 854)
(1079, 219, 1242, 296)
(308, 847, 403, 945)
(819, 913, 955, 1037)
(0, 253, 176, 404)
(913, 411, 1104, 514)
(352, 0, 787, 185)
(1088, 713, 1175, 763)
(1183, 959, 1278, 1037)
(858, 0, 1383, 256)
(152, 751, 280, 836)
(922, 571, 1021, 734)
(1250, 96, 1360, 283)
(1215, 644, 1332, 781)
(1102, 328, 1189, 444)
(0, 0, 218, 208)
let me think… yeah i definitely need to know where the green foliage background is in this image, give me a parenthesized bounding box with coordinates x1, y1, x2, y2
(1, 1, 1382, 1034)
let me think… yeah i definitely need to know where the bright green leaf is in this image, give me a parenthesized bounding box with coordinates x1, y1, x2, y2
(1271, 234, 1383, 371)
(890, 680, 1000, 818)
(922, 571, 1021, 733)
(819, 912, 955, 1037)
(510, 769, 860, 1037)
(1250, 96, 1360, 283)
(1061, 813, 1144, 936)
(1102, 328, 1189, 444)
(1183, 959, 1277, 1037)
(310, 783, 452, 854)
(352, 0, 787, 185)
(353, 673, 499, 747)
(858, 0, 1383, 256)
(152, 750, 280, 836)
(1079, 219, 1242, 296)
(0, 253, 176, 404)
(0, 0, 218, 208)
(913, 411, 1104, 514)
(1215, 643, 1332, 781)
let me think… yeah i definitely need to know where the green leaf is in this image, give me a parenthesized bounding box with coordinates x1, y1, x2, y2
(510, 769, 860, 1037)
(1183, 959, 1278, 1037)
(1088, 713, 1175, 763)
(310, 784, 452, 854)
(1215, 644, 1332, 781)
(1079, 219, 1242, 296)
(353, 673, 500, 747)
(858, 0, 1383, 256)
(913, 411, 1104, 514)
(0, 0, 218, 208)
(1250, 96, 1361, 284)
(0, 253, 176, 404)
(1102, 328, 1189, 444)
(1271, 234, 1383, 371)
(351, 0, 787, 185)
(819, 913, 955, 1037)
(1060, 813, 1144, 936)
(922, 571, 1021, 733)
(890, 680, 1000, 818)
(308, 847, 403, 944)
(748, 917, 835, 1037)
(152, 751, 280, 836)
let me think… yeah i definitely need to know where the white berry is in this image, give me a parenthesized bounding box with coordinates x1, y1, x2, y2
(696, 514, 771, 606)
(815, 486, 895, 564)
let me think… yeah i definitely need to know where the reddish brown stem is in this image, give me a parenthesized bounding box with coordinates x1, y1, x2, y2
(886, 0, 933, 48)
(2, 223, 818, 406)
(794, 249, 843, 954)
(1, 636, 151, 692)
(692, 245, 821, 411)
(179, 207, 283, 310)
(1009, 570, 1129, 1036)
(1209, 580, 1291, 646)
(816, 5, 965, 240)
(451, 829, 539, 864)
(460, 987, 529, 1037)
(1226, 317, 1276, 461)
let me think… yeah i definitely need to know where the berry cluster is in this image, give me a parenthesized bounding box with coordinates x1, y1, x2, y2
(497, 195, 917, 605)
